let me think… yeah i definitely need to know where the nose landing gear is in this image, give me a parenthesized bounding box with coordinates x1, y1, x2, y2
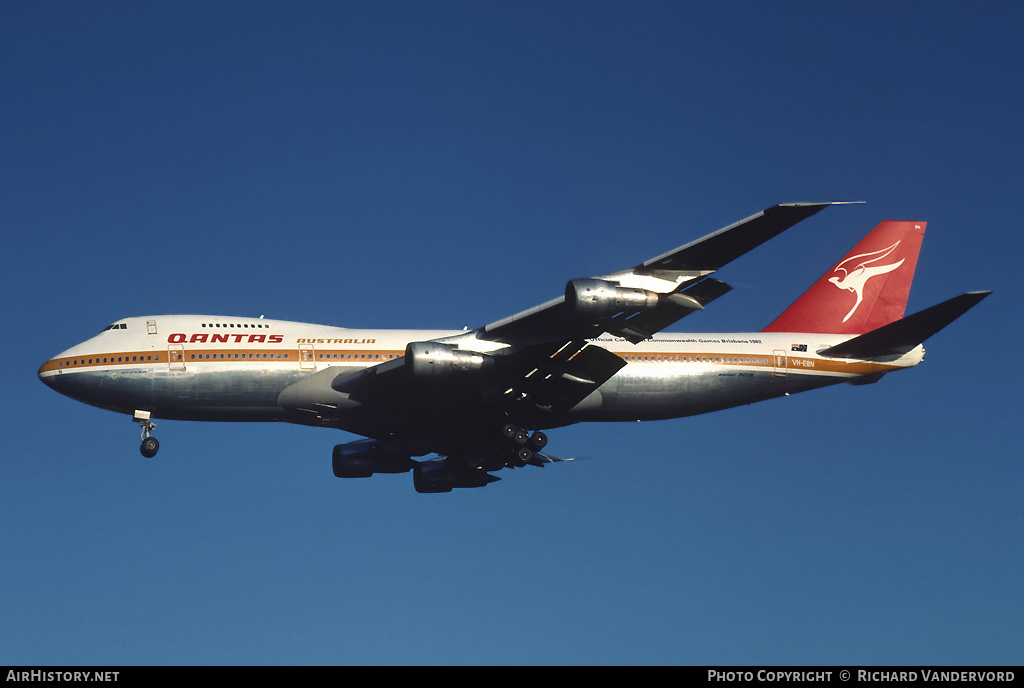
(134, 410, 159, 458)
(140, 435, 160, 458)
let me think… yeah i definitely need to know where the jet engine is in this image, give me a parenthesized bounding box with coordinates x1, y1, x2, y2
(405, 342, 494, 380)
(412, 461, 501, 493)
(564, 278, 660, 319)
(332, 439, 416, 478)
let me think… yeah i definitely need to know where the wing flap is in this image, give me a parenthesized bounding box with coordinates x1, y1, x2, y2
(489, 339, 627, 414)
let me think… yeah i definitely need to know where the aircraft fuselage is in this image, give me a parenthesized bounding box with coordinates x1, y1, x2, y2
(38, 314, 922, 431)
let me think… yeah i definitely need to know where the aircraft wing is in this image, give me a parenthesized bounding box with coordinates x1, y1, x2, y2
(483, 338, 628, 416)
(284, 202, 840, 446)
(328, 337, 627, 424)
(479, 202, 842, 346)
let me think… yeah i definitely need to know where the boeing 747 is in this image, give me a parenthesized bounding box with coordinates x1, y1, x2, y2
(38, 203, 990, 492)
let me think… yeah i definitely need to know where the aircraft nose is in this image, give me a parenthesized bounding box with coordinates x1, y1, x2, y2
(38, 358, 61, 391)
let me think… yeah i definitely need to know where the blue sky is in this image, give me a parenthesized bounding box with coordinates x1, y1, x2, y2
(2, 1, 1021, 665)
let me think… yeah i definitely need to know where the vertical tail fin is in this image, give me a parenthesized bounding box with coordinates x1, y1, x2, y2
(762, 221, 925, 334)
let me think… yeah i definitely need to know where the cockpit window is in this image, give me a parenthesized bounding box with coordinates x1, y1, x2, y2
(102, 323, 128, 332)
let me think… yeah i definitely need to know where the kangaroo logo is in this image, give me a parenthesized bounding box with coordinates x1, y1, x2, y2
(828, 241, 904, 322)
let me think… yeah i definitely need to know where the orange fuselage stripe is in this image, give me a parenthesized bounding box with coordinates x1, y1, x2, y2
(39, 346, 902, 378)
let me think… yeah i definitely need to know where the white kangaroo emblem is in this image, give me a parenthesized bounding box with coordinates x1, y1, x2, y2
(828, 241, 904, 322)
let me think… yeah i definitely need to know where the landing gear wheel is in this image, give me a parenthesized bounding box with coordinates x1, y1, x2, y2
(529, 431, 547, 451)
(140, 436, 160, 458)
(515, 447, 533, 465)
(134, 410, 158, 458)
(501, 423, 530, 445)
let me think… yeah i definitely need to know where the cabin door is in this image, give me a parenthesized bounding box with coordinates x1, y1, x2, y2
(772, 350, 787, 377)
(168, 344, 185, 371)
(299, 344, 316, 370)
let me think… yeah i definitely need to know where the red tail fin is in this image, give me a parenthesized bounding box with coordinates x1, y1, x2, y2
(762, 221, 925, 334)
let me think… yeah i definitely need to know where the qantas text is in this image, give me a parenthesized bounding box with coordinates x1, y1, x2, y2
(168, 333, 284, 344)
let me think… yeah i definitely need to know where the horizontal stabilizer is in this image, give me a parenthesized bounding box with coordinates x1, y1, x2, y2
(818, 291, 991, 359)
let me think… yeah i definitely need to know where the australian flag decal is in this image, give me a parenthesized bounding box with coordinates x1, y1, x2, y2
(791, 344, 807, 352)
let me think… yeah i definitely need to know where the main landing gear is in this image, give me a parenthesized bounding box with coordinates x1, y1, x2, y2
(134, 410, 159, 458)
(500, 423, 547, 467)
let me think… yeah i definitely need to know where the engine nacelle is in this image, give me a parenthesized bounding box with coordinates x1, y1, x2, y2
(405, 342, 494, 380)
(332, 439, 416, 478)
(412, 461, 501, 493)
(565, 278, 659, 319)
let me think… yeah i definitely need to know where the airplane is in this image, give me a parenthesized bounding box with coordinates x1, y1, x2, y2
(38, 202, 990, 492)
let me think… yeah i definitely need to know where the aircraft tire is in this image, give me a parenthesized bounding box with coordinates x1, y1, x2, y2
(140, 436, 160, 459)
(529, 431, 547, 450)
